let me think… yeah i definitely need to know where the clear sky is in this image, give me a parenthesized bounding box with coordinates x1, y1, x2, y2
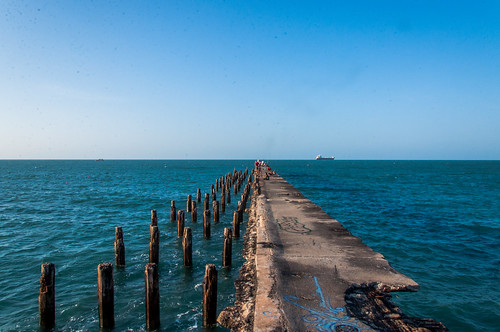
(1, 1, 499, 159)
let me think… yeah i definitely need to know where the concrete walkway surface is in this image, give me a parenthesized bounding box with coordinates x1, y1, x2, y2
(252, 171, 447, 332)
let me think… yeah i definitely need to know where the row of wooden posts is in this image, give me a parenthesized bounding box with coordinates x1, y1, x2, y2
(39, 168, 252, 330)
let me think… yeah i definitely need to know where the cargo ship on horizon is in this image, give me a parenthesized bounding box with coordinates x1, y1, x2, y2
(315, 154, 335, 160)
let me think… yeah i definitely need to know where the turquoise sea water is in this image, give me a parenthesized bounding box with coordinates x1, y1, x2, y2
(270, 160, 500, 332)
(0, 160, 253, 331)
(1, 160, 499, 331)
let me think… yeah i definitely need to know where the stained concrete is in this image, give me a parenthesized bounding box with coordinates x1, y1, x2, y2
(253, 171, 447, 331)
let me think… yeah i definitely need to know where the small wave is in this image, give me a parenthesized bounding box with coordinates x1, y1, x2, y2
(465, 221, 500, 232)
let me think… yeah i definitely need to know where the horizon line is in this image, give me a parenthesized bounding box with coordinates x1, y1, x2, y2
(0, 158, 499, 161)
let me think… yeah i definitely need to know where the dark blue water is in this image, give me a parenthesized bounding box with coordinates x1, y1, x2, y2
(0, 160, 254, 331)
(270, 160, 500, 332)
(1, 160, 499, 331)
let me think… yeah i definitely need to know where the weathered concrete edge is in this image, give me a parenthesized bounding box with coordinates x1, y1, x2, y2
(217, 176, 285, 331)
(253, 193, 284, 331)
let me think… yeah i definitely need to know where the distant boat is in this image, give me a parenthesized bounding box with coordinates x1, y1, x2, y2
(96, 159, 104, 161)
(315, 154, 335, 160)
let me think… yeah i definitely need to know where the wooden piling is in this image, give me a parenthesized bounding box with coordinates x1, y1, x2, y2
(213, 200, 219, 223)
(203, 210, 211, 239)
(150, 209, 157, 226)
(203, 264, 218, 327)
(204, 193, 209, 211)
(171, 201, 176, 222)
(183, 227, 192, 266)
(177, 210, 185, 237)
(233, 211, 240, 238)
(191, 201, 197, 222)
(39, 262, 55, 330)
(237, 201, 244, 225)
(226, 188, 231, 204)
(220, 192, 225, 213)
(145, 263, 160, 330)
(114, 226, 125, 267)
(222, 228, 232, 267)
(197, 188, 201, 202)
(97, 263, 114, 329)
(149, 225, 159, 264)
(187, 194, 192, 213)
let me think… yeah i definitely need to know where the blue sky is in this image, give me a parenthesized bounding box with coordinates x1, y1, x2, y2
(1, 1, 499, 159)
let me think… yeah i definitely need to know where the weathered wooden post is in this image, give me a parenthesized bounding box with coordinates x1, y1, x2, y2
(183, 227, 192, 266)
(97, 263, 114, 329)
(237, 201, 244, 225)
(149, 225, 159, 264)
(213, 200, 219, 223)
(150, 209, 158, 240)
(191, 201, 197, 222)
(220, 192, 225, 213)
(150, 209, 157, 226)
(203, 264, 218, 327)
(203, 210, 211, 239)
(222, 228, 232, 267)
(114, 226, 125, 267)
(233, 211, 240, 238)
(197, 188, 201, 202)
(226, 188, 231, 204)
(177, 210, 185, 237)
(187, 194, 192, 213)
(171, 201, 176, 222)
(204, 193, 209, 211)
(39, 262, 55, 330)
(145, 263, 160, 330)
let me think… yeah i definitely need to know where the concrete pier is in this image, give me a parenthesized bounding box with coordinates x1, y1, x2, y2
(219, 168, 447, 331)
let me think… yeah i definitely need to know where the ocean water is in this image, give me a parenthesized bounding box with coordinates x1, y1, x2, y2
(1, 160, 499, 331)
(0, 160, 254, 331)
(270, 160, 500, 332)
